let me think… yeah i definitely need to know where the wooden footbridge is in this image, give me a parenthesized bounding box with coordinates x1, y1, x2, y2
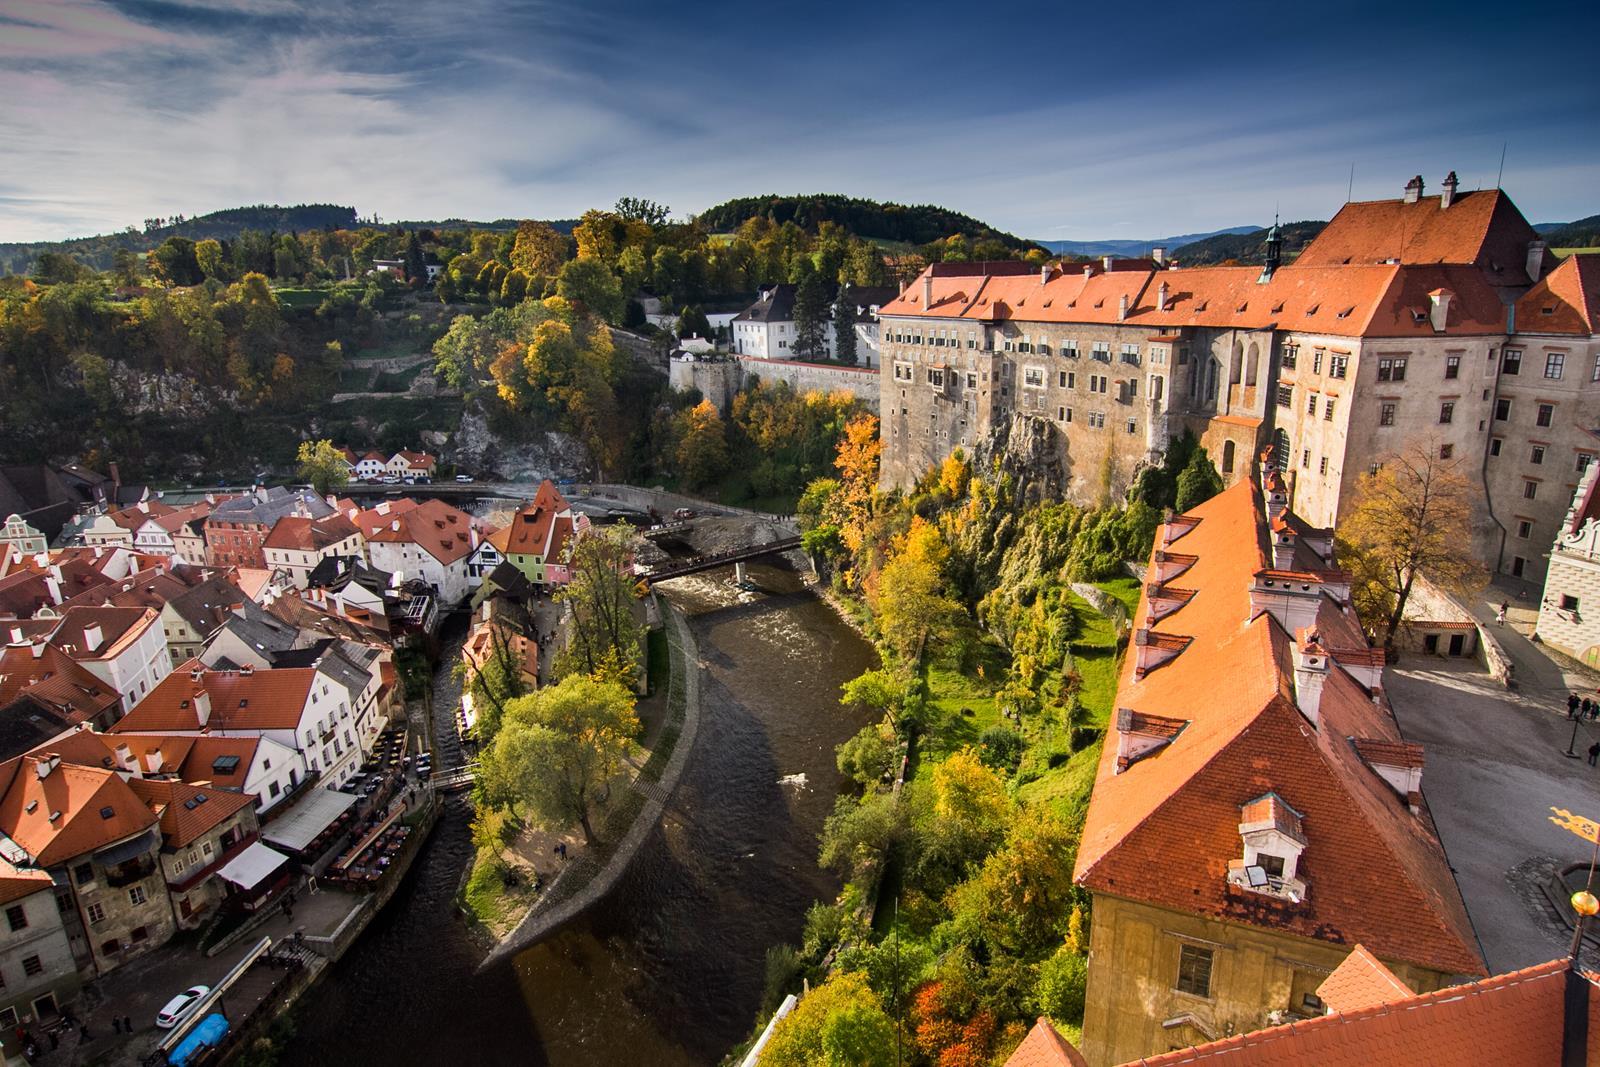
(638, 535, 804, 584)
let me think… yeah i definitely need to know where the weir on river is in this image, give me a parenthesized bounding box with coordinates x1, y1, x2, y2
(282, 558, 877, 1066)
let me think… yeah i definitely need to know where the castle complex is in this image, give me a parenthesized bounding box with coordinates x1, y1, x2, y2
(878, 175, 1600, 581)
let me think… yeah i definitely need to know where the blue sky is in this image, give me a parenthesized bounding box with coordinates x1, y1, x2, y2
(2, 0, 1597, 243)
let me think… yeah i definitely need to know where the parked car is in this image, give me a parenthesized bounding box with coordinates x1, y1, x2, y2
(156, 985, 212, 1029)
(673, 507, 696, 520)
(455, 474, 473, 483)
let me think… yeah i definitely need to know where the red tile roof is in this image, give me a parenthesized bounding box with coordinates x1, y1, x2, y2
(105, 501, 177, 531)
(0, 643, 118, 721)
(1004, 1017, 1090, 1067)
(365, 498, 480, 565)
(0, 859, 53, 907)
(1516, 253, 1600, 336)
(1123, 958, 1598, 1067)
(263, 513, 360, 552)
(877, 260, 1506, 339)
(1314, 944, 1415, 1014)
(1296, 187, 1549, 287)
(110, 663, 314, 732)
(505, 481, 571, 559)
(50, 606, 159, 663)
(1074, 479, 1482, 977)
(127, 777, 254, 849)
(0, 753, 157, 866)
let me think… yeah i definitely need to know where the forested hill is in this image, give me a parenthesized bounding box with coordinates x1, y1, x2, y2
(695, 194, 1037, 250)
(1543, 214, 1600, 249)
(1169, 220, 1326, 266)
(0, 206, 578, 275)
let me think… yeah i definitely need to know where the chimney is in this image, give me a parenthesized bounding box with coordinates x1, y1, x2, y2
(1527, 240, 1547, 284)
(83, 624, 103, 653)
(921, 273, 933, 309)
(1157, 281, 1169, 311)
(1117, 294, 1130, 321)
(35, 755, 60, 779)
(30, 642, 44, 660)
(45, 576, 61, 605)
(1440, 170, 1459, 209)
(193, 687, 212, 726)
(114, 743, 137, 774)
(1292, 630, 1328, 727)
(1428, 288, 1453, 332)
(7, 626, 21, 645)
(1039, 263, 1051, 286)
(1083, 263, 1094, 278)
(144, 749, 163, 775)
(1403, 175, 1424, 204)
(109, 461, 121, 488)
(1152, 246, 1167, 266)
(1102, 255, 1115, 273)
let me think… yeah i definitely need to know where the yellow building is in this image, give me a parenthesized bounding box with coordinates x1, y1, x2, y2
(1072, 464, 1482, 1066)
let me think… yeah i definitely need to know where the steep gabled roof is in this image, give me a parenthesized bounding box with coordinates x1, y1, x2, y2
(1005, 1017, 1090, 1067)
(1315, 943, 1415, 1014)
(1125, 958, 1597, 1067)
(1296, 187, 1549, 287)
(263, 513, 360, 552)
(110, 662, 314, 733)
(127, 777, 254, 849)
(0, 753, 158, 866)
(505, 481, 572, 560)
(1516, 252, 1600, 336)
(365, 498, 480, 565)
(1075, 479, 1481, 976)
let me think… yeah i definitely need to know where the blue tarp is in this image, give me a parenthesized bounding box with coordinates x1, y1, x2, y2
(169, 1013, 228, 1067)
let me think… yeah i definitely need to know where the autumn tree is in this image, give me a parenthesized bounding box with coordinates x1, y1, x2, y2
(675, 399, 729, 490)
(296, 439, 349, 495)
(819, 791, 905, 883)
(555, 526, 644, 684)
(510, 221, 568, 280)
(614, 197, 669, 227)
(1338, 444, 1485, 643)
(432, 313, 501, 390)
(834, 413, 882, 557)
(872, 550, 961, 663)
(194, 239, 229, 282)
(944, 806, 1078, 955)
(454, 625, 532, 742)
(555, 257, 624, 323)
(149, 236, 203, 286)
(760, 971, 894, 1067)
(479, 674, 638, 844)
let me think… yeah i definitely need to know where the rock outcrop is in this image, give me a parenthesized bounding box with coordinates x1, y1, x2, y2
(449, 406, 591, 481)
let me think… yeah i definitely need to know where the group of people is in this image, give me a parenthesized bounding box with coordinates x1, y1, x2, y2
(1572, 692, 1600, 765)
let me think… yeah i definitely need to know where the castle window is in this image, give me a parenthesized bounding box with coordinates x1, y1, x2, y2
(1120, 344, 1141, 365)
(1323, 398, 1335, 421)
(1379, 402, 1395, 426)
(1281, 344, 1298, 369)
(1277, 385, 1293, 409)
(1537, 403, 1554, 428)
(1023, 366, 1046, 389)
(1329, 355, 1348, 379)
(1062, 340, 1078, 358)
(1545, 353, 1565, 379)
(1092, 342, 1111, 362)
(1377, 357, 1406, 381)
(1439, 401, 1454, 424)
(1502, 348, 1521, 375)
(1531, 445, 1545, 465)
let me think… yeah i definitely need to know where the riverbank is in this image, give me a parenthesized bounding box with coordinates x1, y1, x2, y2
(477, 596, 703, 968)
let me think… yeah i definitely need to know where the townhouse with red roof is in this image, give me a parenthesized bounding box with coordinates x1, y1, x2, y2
(45, 606, 171, 713)
(204, 486, 334, 569)
(501, 481, 589, 588)
(384, 449, 437, 480)
(262, 512, 364, 589)
(0, 857, 80, 1031)
(80, 501, 177, 549)
(1073, 460, 1481, 1065)
(363, 498, 486, 607)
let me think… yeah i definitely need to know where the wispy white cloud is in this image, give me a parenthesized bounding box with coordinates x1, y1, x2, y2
(0, 0, 183, 58)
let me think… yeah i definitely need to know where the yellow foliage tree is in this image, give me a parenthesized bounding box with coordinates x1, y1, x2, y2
(510, 221, 568, 280)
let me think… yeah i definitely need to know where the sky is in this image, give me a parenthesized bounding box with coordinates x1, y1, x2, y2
(2, 0, 1598, 244)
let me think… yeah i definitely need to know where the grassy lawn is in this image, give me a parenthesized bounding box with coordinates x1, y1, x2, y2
(1096, 576, 1142, 617)
(908, 664, 1000, 783)
(273, 287, 328, 309)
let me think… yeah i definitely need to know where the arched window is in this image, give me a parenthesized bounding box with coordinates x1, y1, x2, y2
(1273, 428, 1291, 470)
(1207, 359, 1220, 401)
(1222, 440, 1236, 475)
(1230, 341, 1244, 385)
(1245, 342, 1260, 387)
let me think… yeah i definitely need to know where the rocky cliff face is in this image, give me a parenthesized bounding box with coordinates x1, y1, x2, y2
(449, 407, 591, 481)
(108, 362, 238, 417)
(974, 412, 1068, 504)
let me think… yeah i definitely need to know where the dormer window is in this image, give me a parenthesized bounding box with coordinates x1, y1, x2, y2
(1227, 792, 1309, 903)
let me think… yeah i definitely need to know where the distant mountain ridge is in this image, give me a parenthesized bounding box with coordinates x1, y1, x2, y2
(1035, 226, 1260, 259)
(1542, 214, 1600, 248)
(694, 194, 1036, 250)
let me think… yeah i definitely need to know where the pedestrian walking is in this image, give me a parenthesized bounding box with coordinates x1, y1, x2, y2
(1496, 602, 1509, 625)
(122, 1015, 130, 1034)
(1586, 742, 1598, 767)
(1585, 698, 1596, 720)
(112, 1017, 122, 1035)
(1572, 693, 1584, 718)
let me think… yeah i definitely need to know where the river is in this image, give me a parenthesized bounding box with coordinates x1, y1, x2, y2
(282, 558, 877, 1065)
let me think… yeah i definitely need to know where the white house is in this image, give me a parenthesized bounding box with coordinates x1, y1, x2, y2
(383, 451, 437, 479)
(82, 502, 175, 548)
(48, 606, 171, 713)
(1537, 462, 1600, 667)
(730, 284, 898, 364)
(262, 513, 365, 589)
(363, 498, 482, 608)
(0, 515, 48, 557)
(353, 452, 388, 481)
(0, 863, 81, 1027)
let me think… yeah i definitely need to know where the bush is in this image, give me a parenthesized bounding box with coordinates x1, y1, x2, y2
(837, 724, 894, 786)
(977, 727, 1023, 773)
(762, 943, 804, 1015)
(1036, 946, 1088, 1023)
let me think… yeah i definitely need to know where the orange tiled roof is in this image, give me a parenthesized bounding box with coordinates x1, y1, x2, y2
(105, 501, 177, 531)
(877, 260, 1507, 339)
(1074, 479, 1482, 977)
(127, 777, 254, 849)
(365, 498, 480, 565)
(504, 481, 571, 559)
(263, 513, 360, 552)
(1295, 187, 1548, 287)
(1516, 253, 1600, 336)
(0, 859, 52, 907)
(177, 736, 260, 791)
(50, 606, 159, 662)
(1004, 1017, 1090, 1067)
(1314, 943, 1415, 1013)
(0, 643, 117, 720)
(110, 662, 314, 732)
(1124, 958, 1597, 1067)
(0, 753, 157, 866)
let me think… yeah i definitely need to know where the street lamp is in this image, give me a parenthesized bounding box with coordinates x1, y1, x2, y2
(1564, 715, 1584, 759)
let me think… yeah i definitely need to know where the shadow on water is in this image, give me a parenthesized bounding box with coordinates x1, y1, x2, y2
(282, 560, 876, 1066)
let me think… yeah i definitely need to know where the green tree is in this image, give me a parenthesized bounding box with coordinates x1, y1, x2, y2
(556, 257, 625, 324)
(945, 807, 1079, 954)
(433, 314, 501, 390)
(194, 239, 229, 282)
(297, 439, 349, 495)
(792, 267, 831, 359)
(111, 248, 143, 287)
(836, 723, 893, 786)
(614, 197, 670, 227)
(675, 305, 711, 340)
(819, 791, 904, 883)
(555, 526, 644, 683)
(1036, 944, 1089, 1023)
(455, 625, 532, 742)
(833, 292, 858, 365)
(149, 237, 203, 286)
(31, 253, 93, 285)
(872, 553, 961, 663)
(760, 971, 894, 1067)
(480, 675, 638, 844)
(404, 231, 427, 283)
(1173, 446, 1224, 512)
